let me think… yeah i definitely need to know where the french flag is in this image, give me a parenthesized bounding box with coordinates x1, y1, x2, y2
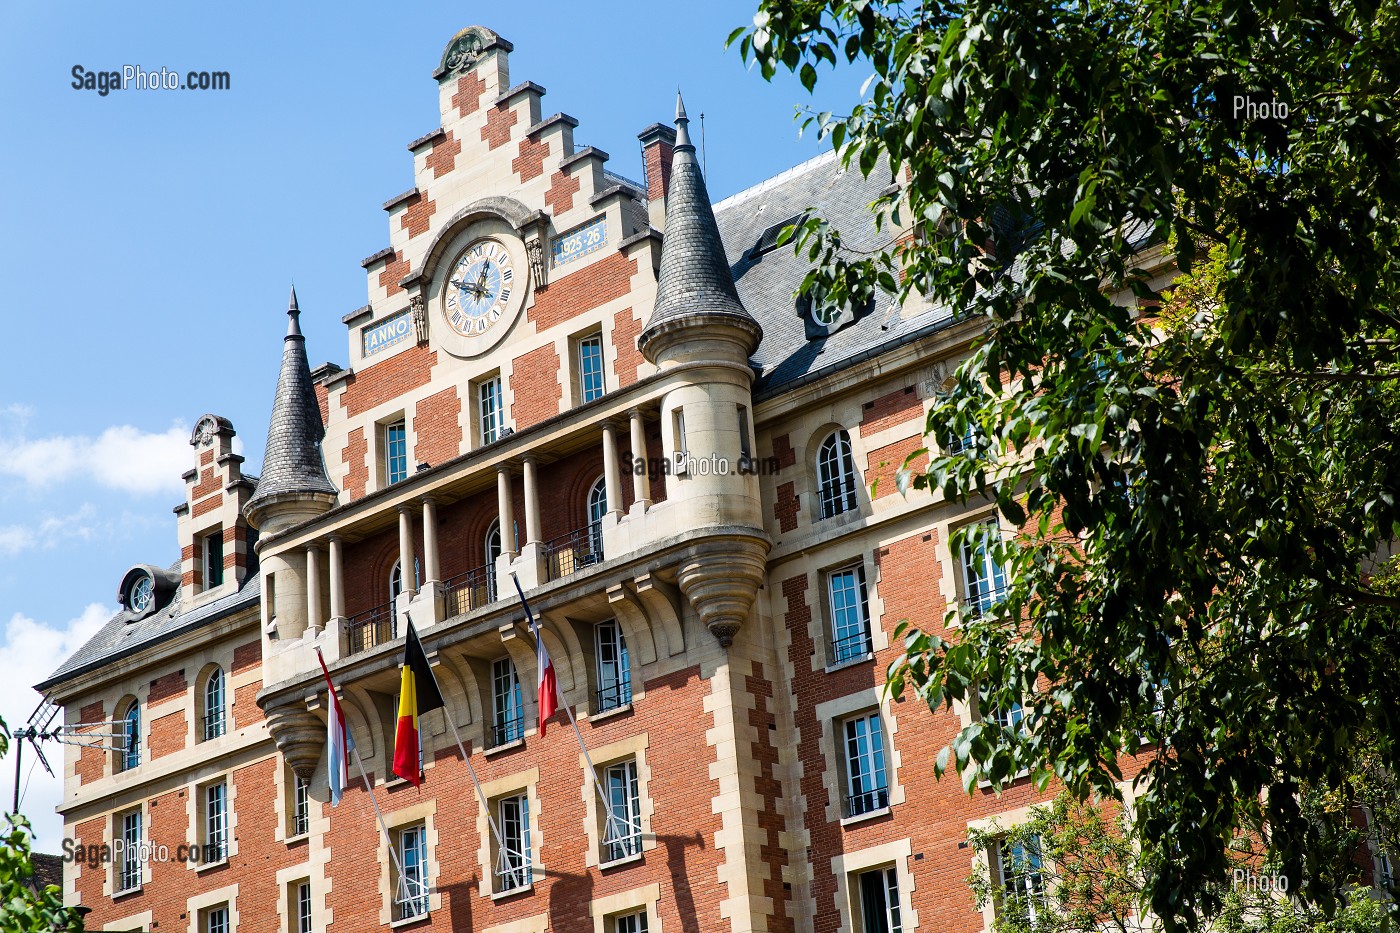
(512, 575, 558, 735)
(317, 649, 355, 806)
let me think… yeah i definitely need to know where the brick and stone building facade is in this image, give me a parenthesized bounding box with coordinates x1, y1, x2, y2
(36, 25, 1175, 933)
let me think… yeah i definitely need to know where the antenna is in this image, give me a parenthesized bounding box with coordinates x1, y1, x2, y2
(700, 112, 708, 177)
(11, 695, 129, 814)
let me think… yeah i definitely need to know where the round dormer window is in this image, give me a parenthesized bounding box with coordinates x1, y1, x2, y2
(128, 575, 153, 614)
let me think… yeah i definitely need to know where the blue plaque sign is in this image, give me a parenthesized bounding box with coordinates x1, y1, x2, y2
(362, 309, 414, 357)
(552, 216, 607, 267)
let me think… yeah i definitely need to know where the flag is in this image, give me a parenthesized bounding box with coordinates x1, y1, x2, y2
(393, 622, 446, 785)
(316, 648, 355, 806)
(513, 575, 558, 736)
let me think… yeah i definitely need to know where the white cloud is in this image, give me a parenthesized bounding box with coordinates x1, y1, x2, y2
(0, 422, 190, 495)
(0, 505, 99, 557)
(1, 603, 114, 853)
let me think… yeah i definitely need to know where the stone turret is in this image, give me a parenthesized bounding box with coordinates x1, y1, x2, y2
(640, 94, 768, 648)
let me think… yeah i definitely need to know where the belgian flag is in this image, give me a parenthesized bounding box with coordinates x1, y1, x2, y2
(392, 622, 445, 786)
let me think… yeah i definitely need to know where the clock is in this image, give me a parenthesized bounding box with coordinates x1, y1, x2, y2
(444, 239, 515, 338)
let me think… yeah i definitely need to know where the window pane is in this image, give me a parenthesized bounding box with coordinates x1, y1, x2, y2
(120, 811, 141, 890)
(1000, 836, 1046, 926)
(493, 659, 523, 745)
(206, 906, 228, 933)
(386, 421, 408, 485)
(123, 702, 141, 770)
(297, 882, 313, 933)
(818, 431, 858, 518)
(293, 775, 310, 836)
(205, 783, 226, 862)
(205, 531, 224, 588)
(579, 335, 605, 403)
(595, 621, 631, 711)
(828, 566, 871, 662)
(397, 825, 428, 918)
(480, 378, 503, 444)
(843, 713, 888, 815)
(204, 668, 225, 741)
(961, 521, 1008, 613)
(497, 795, 532, 891)
(604, 760, 641, 861)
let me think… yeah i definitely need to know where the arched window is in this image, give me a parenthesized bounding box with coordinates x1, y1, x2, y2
(202, 666, 226, 741)
(390, 557, 422, 603)
(817, 430, 859, 519)
(586, 476, 608, 561)
(485, 521, 503, 601)
(120, 700, 141, 772)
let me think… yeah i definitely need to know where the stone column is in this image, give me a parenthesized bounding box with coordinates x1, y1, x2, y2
(601, 420, 624, 520)
(422, 497, 441, 585)
(522, 456, 542, 546)
(629, 407, 652, 510)
(328, 535, 345, 621)
(306, 545, 322, 635)
(497, 466, 517, 555)
(398, 506, 417, 599)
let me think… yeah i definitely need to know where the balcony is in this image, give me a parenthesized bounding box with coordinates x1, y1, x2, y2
(443, 564, 496, 617)
(344, 602, 396, 656)
(846, 786, 890, 818)
(543, 524, 604, 582)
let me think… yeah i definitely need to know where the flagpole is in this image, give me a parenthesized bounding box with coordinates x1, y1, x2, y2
(510, 573, 624, 844)
(439, 710, 508, 864)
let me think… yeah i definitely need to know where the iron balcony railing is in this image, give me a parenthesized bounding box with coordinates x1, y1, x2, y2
(603, 814, 643, 863)
(495, 847, 532, 893)
(443, 563, 496, 618)
(595, 681, 632, 714)
(344, 602, 396, 656)
(543, 524, 604, 582)
(393, 886, 430, 921)
(829, 629, 873, 665)
(846, 786, 890, 818)
(291, 806, 309, 839)
(492, 715, 525, 748)
(201, 711, 226, 742)
(964, 583, 1010, 620)
(118, 856, 140, 892)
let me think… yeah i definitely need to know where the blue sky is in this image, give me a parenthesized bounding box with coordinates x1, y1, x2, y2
(0, 1, 862, 849)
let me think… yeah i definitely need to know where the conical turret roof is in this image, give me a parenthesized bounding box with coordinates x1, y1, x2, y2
(639, 93, 761, 354)
(244, 287, 337, 524)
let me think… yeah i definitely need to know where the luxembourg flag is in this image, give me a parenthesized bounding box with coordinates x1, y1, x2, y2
(512, 575, 558, 735)
(316, 648, 355, 806)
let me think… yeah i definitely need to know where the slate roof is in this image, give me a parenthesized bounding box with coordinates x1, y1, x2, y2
(711, 150, 957, 399)
(641, 95, 759, 346)
(35, 568, 260, 692)
(244, 287, 337, 518)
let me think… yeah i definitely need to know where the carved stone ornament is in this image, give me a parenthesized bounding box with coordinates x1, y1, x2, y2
(192, 416, 219, 447)
(441, 31, 485, 77)
(410, 294, 429, 344)
(527, 237, 547, 288)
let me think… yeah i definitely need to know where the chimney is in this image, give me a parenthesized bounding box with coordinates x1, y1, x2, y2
(638, 122, 677, 232)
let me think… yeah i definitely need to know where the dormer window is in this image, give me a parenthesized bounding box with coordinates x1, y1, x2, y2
(128, 576, 153, 614)
(203, 529, 225, 590)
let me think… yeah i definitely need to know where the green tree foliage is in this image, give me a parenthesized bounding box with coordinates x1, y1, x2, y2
(734, 1, 1400, 928)
(0, 719, 85, 932)
(969, 791, 1392, 933)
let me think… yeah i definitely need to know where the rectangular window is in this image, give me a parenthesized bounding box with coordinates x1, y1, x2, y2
(961, 520, 1008, 615)
(999, 836, 1046, 928)
(118, 809, 141, 892)
(614, 911, 649, 933)
(843, 712, 889, 817)
(204, 905, 230, 933)
(602, 759, 642, 863)
(987, 700, 1026, 734)
(857, 867, 903, 933)
(204, 529, 224, 589)
(595, 620, 631, 713)
(672, 408, 687, 469)
(578, 333, 606, 404)
(295, 881, 312, 933)
(204, 781, 228, 863)
(385, 419, 408, 485)
(491, 658, 523, 746)
(827, 564, 872, 664)
(292, 774, 310, 837)
(395, 824, 429, 920)
(737, 405, 752, 459)
(496, 794, 532, 892)
(479, 377, 504, 445)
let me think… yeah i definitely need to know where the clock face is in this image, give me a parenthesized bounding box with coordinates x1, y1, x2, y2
(444, 239, 515, 338)
(129, 576, 153, 613)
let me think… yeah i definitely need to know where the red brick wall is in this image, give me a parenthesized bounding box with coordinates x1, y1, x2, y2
(864, 435, 930, 500)
(425, 130, 461, 179)
(860, 385, 922, 435)
(76, 701, 105, 785)
(232, 641, 261, 675)
(413, 386, 463, 469)
(149, 710, 186, 760)
(529, 253, 638, 332)
(343, 427, 368, 500)
(340, 345, 437, 419)
(509, 345, 562, 430)
(401, 193, 437, 239)
(148, 671, 186, 706)
(613, 305, 645, 388)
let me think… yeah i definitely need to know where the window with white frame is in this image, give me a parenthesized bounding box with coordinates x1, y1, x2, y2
(203, 529, 225, 589)
(602, 759, 642, 862)
(389, 557, 421, 603)
(117, 809, 141, 892)
(586, 476, 608, 562)
(998, 835, 1047, 928)
(495, 793, 532, 892)
(293, 879, 312, 933)
(385, 419, 408, 485)
(855, 866, 903, 933)
(119, 699, 141, 772)
(485, 520, 503, 601)
(817, 429, 859, 519)
(202, 666, 226, 741)
(203, 780, 228, 863)
(203, 904, 230, 933)
(843, 712, 890, 817)
(479, 376, 504, 445)
(595, 620, 631, 713)
(986, 699, 1026, 734)
(827, 563, 872, 664)
(394, 823, 429, 920)
(960, 519, 1009, 615)
(291, 772, 310, 838)
(612, 911, 649, 933)
(578, 332, 606, 404)
(491, 658, 524, 747)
